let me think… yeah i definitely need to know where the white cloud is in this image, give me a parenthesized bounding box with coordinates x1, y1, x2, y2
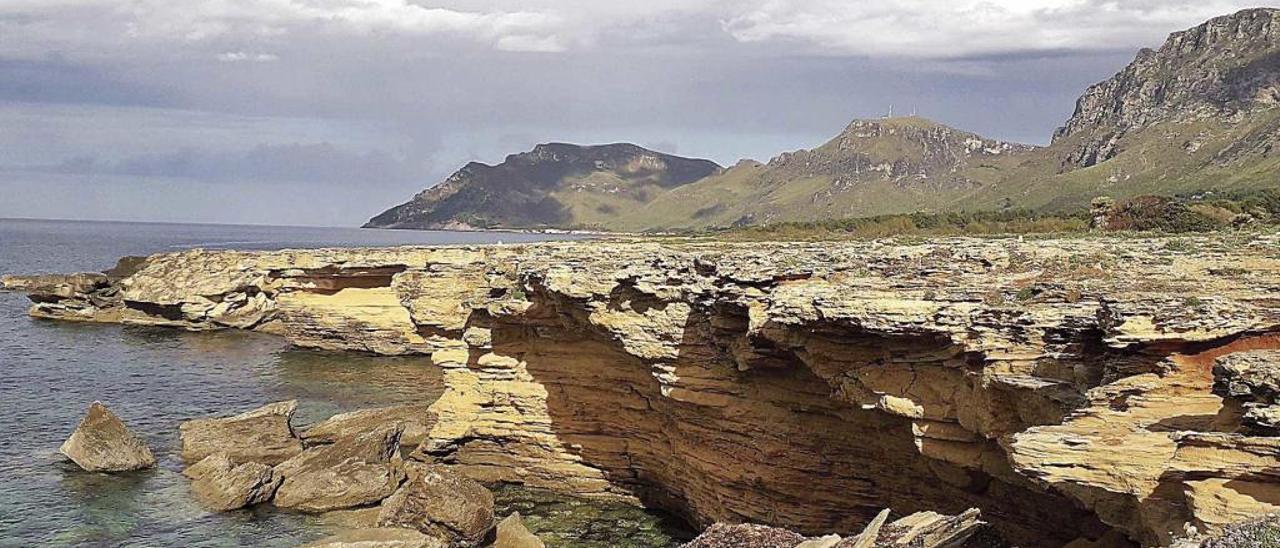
(217, 51, 279, 63)
(720, 0, 1274, 57)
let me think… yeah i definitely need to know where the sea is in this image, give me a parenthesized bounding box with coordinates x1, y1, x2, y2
(0, 218, 691, 547)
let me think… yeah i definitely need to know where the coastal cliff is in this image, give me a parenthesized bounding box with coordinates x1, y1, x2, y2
(9, 236, 1280, 546)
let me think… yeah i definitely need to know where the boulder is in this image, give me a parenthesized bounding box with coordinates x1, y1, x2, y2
(299, 527, 448, 548)
(273, 423, 406, 512)
(377, 463, 495, 547)
(59, 402, 155, 472)
(493, 513, 544, 548)
(302, 404, 435, 449)
(179, 400, 303, 465)
(188, 453, 281, 511)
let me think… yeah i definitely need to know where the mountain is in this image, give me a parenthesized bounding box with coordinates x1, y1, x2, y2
(368, 8, 1280, 232)
(363, 143, 721, 230)
(949, 7, 1280, 213)
(616, 116, 1034, 230)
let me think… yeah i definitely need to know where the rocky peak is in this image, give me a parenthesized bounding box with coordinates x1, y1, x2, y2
(1054, 8, 1280, 147)
(765, 116, 1032, 189)
(364, 142, 721, 230)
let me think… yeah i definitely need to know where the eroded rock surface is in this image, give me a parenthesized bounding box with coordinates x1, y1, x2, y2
(274, 423, 406, 512)
(302, 404, 434, 449)
(18, 237, 1280, 546)
(377, 462, 495, 547)
(59, 402, 155, 472)
(187, 453, 281, 511)
(179, 400, 304, 465)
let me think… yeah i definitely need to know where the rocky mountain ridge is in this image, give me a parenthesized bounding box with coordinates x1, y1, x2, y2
(1053, 7, 1280, 169)
(367, 8, 1280, 232)
(364, 143, 721, 230)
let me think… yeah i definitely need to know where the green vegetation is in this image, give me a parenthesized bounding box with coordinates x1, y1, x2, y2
(714, 190, 1280, 241)
(719, 209, 1088, 240)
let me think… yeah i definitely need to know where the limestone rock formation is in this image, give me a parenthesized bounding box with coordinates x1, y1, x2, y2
(493, 513, 544, 548)
(273, 423, 406, 512)
(1214, 351, 1280, 434)
(16, 236, 1280, 546)
(302, 404, 434, 449)
(59, 402, 155, 472)
(299, 527, 448, 548)
(187, 453, 282, 511)
(377, 462, 495, 547)
(179, 401, 304, 465)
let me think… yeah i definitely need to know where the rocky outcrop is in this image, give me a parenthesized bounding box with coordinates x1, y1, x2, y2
(302, 404, 434, 449)
(364, 142, 722, 230)
(179, 401, 304, 465)
(17, 237, 1280, 546)
(377, 462, 495, 546)
(1054, 8, 1280, 168)
(274, 423, 407, 512)
(59, 402, 155, 472)
(1213, 350, 1280, 435)
(299, 528, 448, 548)
(187, 453, 282, 511)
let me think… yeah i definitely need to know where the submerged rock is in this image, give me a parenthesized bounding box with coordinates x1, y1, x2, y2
(493, 513, 544, 548)
(59, 402, 155, 472)
(179, 400, 303, 466)
(299, 527, 448, 548)
(302, 404, 435, 449)
(188, 453, 281, 511)
(377, 463, 495, 547)
(273, 423, 406, 512)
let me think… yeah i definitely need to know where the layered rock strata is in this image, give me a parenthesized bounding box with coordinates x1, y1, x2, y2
(16, 237, 1280, 546)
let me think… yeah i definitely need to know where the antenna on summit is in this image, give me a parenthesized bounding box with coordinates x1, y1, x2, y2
(886, 104, 894, 118)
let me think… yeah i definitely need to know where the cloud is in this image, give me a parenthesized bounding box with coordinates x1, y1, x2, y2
(1, 0, 1267, 61)
(217, 51, 279, 63)
(720, 0, 1271, 57)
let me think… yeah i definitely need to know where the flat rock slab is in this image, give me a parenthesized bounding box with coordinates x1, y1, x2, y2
(377, 463, 495, 547)
(302, 404, 435, 449)
(300, 527, 448, 548)
(274, 423, 406, 512)
(59, 402, 155, 472)
(188, 453, 281, 511)
(179, 400, 304, 466)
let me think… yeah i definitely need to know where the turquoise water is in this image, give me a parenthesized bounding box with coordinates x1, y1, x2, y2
(0, 219, 691, 547)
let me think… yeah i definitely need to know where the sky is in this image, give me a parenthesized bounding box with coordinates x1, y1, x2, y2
(0, 0, 1274, 226)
